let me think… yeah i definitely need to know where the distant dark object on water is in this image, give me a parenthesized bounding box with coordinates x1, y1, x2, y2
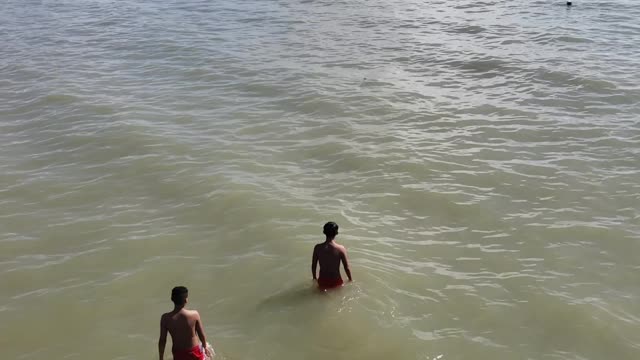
(566, 1, 572, 6)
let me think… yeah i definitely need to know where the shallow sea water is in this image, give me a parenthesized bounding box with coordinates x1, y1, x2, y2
(1, 0, 639, 359)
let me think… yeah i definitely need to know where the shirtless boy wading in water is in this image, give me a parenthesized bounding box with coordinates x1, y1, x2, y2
(159, 286, 211, 360)
(312, 222, 352, 290)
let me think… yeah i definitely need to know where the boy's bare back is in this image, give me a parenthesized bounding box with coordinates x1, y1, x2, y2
(313, 241, 348, 280)
(158, 286, 209, 360)
(161, 309, 202, 351)
(311, 222, 352, 288)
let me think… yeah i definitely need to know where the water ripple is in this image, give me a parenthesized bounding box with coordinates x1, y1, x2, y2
(1, 0, 640, 359)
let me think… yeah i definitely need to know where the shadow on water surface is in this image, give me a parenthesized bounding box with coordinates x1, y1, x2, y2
(256, 281, 339, 311)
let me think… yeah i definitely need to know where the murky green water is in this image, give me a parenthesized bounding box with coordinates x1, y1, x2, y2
(1, 0, 639, 359)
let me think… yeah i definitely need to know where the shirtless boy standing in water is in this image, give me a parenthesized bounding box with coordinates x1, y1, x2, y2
(312, 222, 353, 290)
(159, 286, 211, 360)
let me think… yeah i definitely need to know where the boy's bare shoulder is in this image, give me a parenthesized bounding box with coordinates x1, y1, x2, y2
(160, 311, 173, 326)
(333, 242, 346, 250)
(185, 309, 200, 318)
(338, 244, 349, 254)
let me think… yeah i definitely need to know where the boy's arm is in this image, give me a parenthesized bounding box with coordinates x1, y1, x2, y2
(311, 246, 319, 280)
(195, 311, 207, 347)
(341, 248, 352, 281)
(158, 315, 167, 360)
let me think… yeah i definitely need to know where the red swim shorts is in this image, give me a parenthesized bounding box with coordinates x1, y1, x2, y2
(318, 277, 344, 290)
(172, 345, 205, 360)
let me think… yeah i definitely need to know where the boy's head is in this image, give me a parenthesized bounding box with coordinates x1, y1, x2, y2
(171, 286, 189, 306)
(323, 221, 339, 238)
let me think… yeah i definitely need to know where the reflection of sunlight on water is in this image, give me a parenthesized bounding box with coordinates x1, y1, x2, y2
(337, 281, 362, 313)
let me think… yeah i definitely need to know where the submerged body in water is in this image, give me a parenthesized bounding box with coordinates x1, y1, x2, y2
(312, 222, 352, 290)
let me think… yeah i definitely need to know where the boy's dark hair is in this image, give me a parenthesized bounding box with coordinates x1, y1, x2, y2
(171, 286, 188, 306)
(323, 221, 339, 238)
